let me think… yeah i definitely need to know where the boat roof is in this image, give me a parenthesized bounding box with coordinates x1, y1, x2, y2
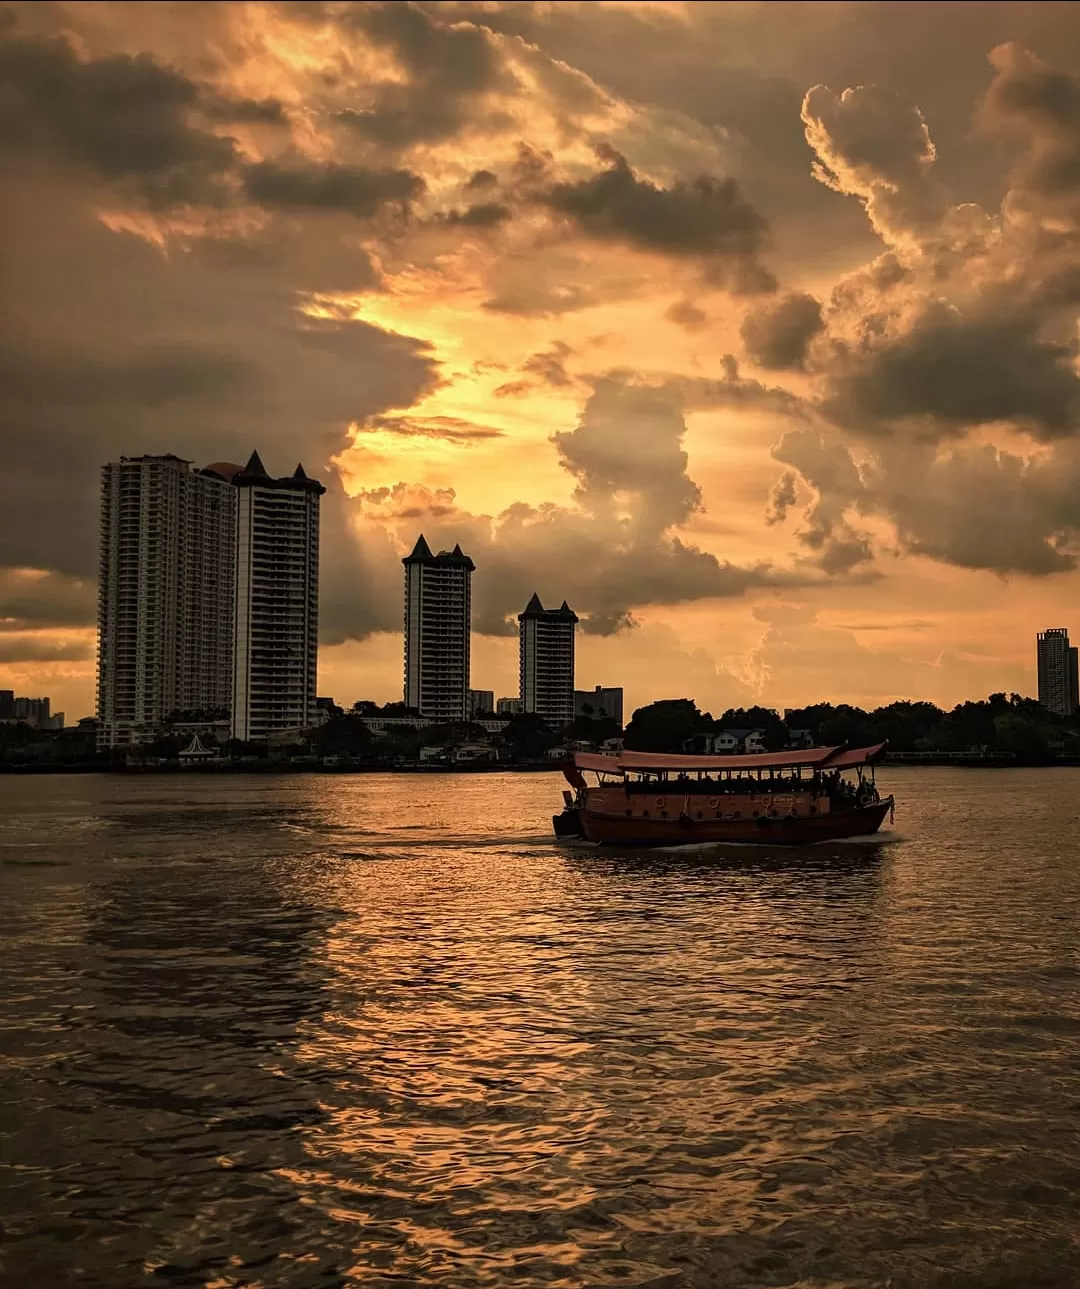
(572, 743, 886, 775)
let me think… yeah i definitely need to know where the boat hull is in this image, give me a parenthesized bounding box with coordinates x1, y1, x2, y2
(574, 797, 892, 847)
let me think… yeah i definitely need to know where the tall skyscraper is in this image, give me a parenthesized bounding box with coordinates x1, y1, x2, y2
(402, 535, 474, 721)
(1037, 628, 1079, 717)
(97, 455, 236, 748)
(231, 453, 324, 742)
(519, 593, 578, 729)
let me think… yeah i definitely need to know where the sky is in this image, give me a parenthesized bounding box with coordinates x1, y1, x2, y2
(4, 0, 1080, 722)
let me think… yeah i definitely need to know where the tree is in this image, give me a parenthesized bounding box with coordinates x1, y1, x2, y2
(312, 714, 376, 759)
(624, 699, 712, 752)
(501, 712, 559, 760)
(568, 712, 620, 744)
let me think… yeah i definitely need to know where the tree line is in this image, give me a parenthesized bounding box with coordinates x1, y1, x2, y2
(623, 694, 1080, 758)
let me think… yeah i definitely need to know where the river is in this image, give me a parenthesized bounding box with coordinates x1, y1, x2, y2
(1, 767, 1079, 1287)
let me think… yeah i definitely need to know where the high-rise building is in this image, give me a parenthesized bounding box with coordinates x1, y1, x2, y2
(468, 689, 494, 718)
(0, 690, 14, 721)
(518, 593, 578, 729)
(496, 697, 523, 715)
(574, 685, 624, 728)
(231, 453, 324, 742)
(402, 535, 474, 721)
(97, 455, 236, 748)
(1037, 628, 1079, 717)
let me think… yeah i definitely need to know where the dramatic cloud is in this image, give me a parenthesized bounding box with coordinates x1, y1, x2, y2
(741, 291, 824, 370)
(333, 0, 509, 148)
(338, 376, 814, 641)
(801, 83, 946, 245)
(243, 160, 424, 216)
(0, 635, 94, 664)
(0, 29, 239, 207)
(0, 569, 97, 631)
(980, 41, 1080, 229)
(541, 146, 776, 289)
(821, 301, 1080, 440)
(8, 1, 1080, 716)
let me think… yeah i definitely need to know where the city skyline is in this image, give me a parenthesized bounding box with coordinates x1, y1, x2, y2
(7, 4, 1080, 720)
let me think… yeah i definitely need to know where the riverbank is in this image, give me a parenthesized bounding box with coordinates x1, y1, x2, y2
(0, 760, 566, 775)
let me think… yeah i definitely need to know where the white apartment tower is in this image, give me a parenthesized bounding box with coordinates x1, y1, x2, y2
(231, 453, 324, 742)
(519, 593, 578, 729)
(97, 455, 236, 748)
(402, 535, 474, 721)
(1036, 628, 1079, 717)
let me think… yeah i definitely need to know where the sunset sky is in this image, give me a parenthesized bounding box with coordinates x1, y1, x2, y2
(4, 0, 1080, 721)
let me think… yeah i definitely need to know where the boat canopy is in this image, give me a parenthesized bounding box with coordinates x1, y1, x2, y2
(569, 743, 886, 777)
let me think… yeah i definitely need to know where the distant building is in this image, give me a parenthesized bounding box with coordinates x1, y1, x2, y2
(231, 453, 324, 742)
(97, 454, 236, 748)
(573, 685, 623, 728)
(1037, 628, 1079, 717)
(496, 697, 523, 715)
(2, 696, 63, 730)
(519, 593, 578, 729)
(402, 535, 475, 722)
(468, 689, 494, 717)
(704, 729, 767, 755)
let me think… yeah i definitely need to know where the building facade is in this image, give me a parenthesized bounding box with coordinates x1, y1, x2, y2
(468, 689, 494, 717)
(496, 697, 523, 715)
(402, 535, 475, 722)
(97, 455, 236, 748)
(1037, 628, 1079, 717)
(519, 593, 578, 729)
(231, 454, 324, 742)
(573, 685, 624, 728)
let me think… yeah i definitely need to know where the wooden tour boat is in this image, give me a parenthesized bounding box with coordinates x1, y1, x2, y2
(553, 743, 893, 846)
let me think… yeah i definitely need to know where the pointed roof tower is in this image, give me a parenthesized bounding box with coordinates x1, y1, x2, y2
(245, 450, 269, 476)
(403, 533, 434, 565)
(518, 592, 546, 620)
(292, 462, 309, 481)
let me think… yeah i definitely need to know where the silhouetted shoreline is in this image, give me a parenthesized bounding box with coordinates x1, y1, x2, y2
(5, 756, 1080, 775)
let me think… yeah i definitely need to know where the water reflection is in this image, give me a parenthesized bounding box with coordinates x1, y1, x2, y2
(1, 770, 1079, 1288)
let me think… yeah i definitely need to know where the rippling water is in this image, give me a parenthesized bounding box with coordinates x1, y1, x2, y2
(2, 767, 1080, 1288)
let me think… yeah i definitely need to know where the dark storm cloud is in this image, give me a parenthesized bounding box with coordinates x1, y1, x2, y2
(0, 28, 238, 206)
(741, 291, 824, 371)
(0, 636, 93, 663)
(243, 160, 424, 215)
(0, 343, 256, 408)
(822, 302, 1080, 441)
(981, 42, 1080, 226)
(0, 569, 97, 631)
(0, 173, 440, 596)
(769, 429, 1080, 578)
(540, 146, 776, 289)
(429, 200, 511, 228)
(665, 299, 709, 330)
(333, 0, 511, 148)
(465, 168, 498, 190)
(204, 95, 289, 126)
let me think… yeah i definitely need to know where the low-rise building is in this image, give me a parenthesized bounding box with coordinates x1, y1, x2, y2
(573, 686, 624, 728)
